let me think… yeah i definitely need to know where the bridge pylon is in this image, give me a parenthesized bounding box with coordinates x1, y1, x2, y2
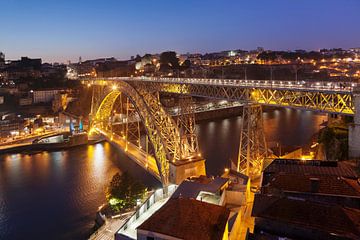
(237, 104, 268, 178)
(177, 96, 199, 157)
(168, 95, 206, 184)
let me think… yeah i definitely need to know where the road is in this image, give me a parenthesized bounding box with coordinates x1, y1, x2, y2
(88, 76, 357, 93)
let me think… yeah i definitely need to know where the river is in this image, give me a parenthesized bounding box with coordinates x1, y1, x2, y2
(0, 108, 326, 239)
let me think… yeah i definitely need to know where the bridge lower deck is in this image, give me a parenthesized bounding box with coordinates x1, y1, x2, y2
(95, 128, 160, 180)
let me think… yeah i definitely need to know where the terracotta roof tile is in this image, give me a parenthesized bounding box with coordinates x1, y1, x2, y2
(138, 198, 230, 240)
(267, 173, 360, 197)
(264, 159, 358, 178)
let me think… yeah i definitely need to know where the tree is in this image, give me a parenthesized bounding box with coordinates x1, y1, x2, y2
(106, 172, 146, 212)
(160, 51, 179, 70)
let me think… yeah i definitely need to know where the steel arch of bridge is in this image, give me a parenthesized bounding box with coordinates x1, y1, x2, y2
(126, 81, 354, 115)
(93, 81, 183, 186)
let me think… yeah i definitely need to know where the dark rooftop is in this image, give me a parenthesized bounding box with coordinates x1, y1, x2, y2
(252, 194, 360, 239)
(266, 173, 360, 197)
(138, 198, 230, 240)
(264, 159, 358, 178)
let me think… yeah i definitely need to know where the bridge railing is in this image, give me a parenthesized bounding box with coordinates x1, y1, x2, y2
(86, 76, 357, 93)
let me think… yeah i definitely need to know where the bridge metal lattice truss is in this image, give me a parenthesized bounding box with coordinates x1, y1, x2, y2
(237, 104, 268, 176)
(92, 81, 196, 185)
(135, 87, 182, 163)
(127, 81, 354, 115)
(177, 96, 199, 158)
(111, 93, 142, 150)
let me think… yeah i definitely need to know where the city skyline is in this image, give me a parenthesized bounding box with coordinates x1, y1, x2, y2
(1, 0, 360, 63)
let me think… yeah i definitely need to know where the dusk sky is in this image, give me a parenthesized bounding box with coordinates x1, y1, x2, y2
(1, 0, 360, 63)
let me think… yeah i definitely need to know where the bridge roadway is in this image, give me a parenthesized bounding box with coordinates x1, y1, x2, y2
(95, 128, 160, 180)
(86, 77, 357, 115)
(90, 76, 356, 93)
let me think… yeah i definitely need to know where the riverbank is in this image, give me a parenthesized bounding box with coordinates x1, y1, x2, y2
(0, 135, 105, 154)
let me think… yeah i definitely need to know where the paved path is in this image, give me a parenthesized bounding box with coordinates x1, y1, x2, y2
(89, 212, 134, 240)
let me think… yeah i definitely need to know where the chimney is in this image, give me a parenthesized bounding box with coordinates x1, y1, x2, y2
(309, 178, 320, 193)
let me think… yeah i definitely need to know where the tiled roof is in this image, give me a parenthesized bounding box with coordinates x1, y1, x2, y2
(264, 159, 358, 178)
(138, 198, 230, 240)
(252, 194, 360, 239)
(266, 173, 360, 197)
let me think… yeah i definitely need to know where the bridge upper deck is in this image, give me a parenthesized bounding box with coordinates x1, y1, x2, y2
(88, 77, 357, 94)
(86, 77, 358, 115)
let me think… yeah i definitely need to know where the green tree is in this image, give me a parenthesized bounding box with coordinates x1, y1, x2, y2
(106, 172, 146, 212)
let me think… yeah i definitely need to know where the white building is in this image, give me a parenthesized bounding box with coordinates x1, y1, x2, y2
(32, 89, 62, 104)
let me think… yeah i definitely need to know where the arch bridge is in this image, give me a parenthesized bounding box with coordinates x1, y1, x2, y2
(87, 77, 360, 182)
